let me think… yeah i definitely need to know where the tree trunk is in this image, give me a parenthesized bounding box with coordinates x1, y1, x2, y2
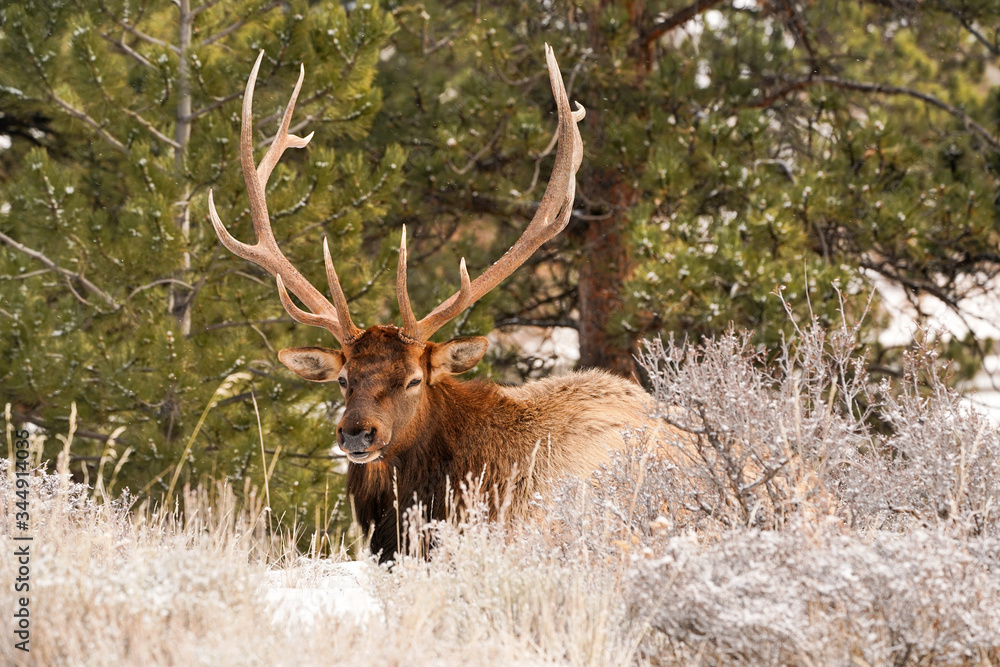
(170, 0, 194, 336)
(570, 1, 647, 379)
(575, 176, 637, 378)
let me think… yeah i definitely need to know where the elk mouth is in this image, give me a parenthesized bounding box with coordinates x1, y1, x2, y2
(346, 449, 383, 464)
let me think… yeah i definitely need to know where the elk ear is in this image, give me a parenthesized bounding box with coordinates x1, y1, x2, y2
(427, 337, 489, 385)
(278, 347, 345, 382)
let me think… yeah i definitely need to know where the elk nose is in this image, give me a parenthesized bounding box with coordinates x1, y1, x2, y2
(339, 426, 376, 454)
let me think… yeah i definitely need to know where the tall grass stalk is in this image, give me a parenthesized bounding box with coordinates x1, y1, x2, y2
(3, 310, 1000, 665)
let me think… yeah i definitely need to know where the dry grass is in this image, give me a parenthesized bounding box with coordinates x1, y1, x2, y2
(0, 462, 638, 666)
(3, 312, 1000, 665)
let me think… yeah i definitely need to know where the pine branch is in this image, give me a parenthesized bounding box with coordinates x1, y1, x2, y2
(0, 231, 120, 309)
(125, 109, 182, 149)
(199, 0, 283, 47)
(49, 92, 131, 155)
(96, 0, 180, 53)
(751, 76, 1000, 151)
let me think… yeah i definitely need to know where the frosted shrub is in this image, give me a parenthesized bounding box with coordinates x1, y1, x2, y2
(544, 314, 1000, 663)
(5, 311, 1000, 666)
(839, 344, 1000, 535)
(597, 324, 866, 538)
(562, 315, 1000, 547)
(627, 530, 1000, 665)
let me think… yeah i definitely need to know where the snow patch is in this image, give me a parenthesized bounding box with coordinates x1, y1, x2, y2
(260, 560, 382, 629)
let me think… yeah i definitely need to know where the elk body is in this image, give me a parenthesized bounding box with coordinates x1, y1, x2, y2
(209, 47, 654, 561)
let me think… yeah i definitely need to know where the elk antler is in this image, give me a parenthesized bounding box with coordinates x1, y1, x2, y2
(397, 44, 586, 342)
(207, 51, 362, 345)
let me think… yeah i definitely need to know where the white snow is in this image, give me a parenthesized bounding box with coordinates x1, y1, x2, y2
(260, 560, 382, 628)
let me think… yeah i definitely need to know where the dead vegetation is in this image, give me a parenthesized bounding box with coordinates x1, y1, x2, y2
(3, 310, 1000, 666)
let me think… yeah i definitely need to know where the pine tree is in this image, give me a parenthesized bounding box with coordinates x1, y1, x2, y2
(0, 0, 401, 527)
(375, 0, 999, 378)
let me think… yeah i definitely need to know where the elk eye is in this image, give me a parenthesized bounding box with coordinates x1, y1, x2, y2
(338, 377, 347, 388)
(406, 378, 421, 389)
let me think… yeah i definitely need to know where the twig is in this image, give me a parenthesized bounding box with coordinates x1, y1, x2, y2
(751, 75, 1000, 151)
(125, 109, 182, 149)
(49, 92, 130, 155)
(0, 230, 119, 308)
(200, 0, 283, 47)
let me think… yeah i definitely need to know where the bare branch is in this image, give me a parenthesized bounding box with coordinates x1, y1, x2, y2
(127, 278, 194, 301)
(194, 317, 294, 335)
(49, 92, 130, 155)
(98, 30, 155, 69)
(2, 268, 53, 281)
(638, 0, 727, 49)
(752, 76, 1000, 152)
(958, 16, 1000, 56)
(187, 91, 241, 121)
(11, 412, 118, 444)
(494, 317, 580, 330)
(199, 0, 282, 47)
(0, 231, 120, 309)
(125, 109, 182, 149)
(448, 120, 506, 175)
(192, 0, 222, 17)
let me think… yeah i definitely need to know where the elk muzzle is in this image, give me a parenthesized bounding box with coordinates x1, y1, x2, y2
(338, 422, 387, 464)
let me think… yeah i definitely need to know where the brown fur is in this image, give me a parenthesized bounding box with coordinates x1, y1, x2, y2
(211, 47, 624, 560)
(280, 326, 654, 561)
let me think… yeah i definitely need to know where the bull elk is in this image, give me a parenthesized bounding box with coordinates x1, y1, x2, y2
(208, 47, 654, 561)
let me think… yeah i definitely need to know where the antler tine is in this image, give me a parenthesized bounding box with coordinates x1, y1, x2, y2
(275, 273, 337, 329)
(208, 51, 354, 346)
(411, 44, 585, 342)
(397, 224, 473, 341)
(413, 258, 471, 340)
(324, 238, 362, 342)
(396, 225, 420, 338)
(257, 62, 315, 188)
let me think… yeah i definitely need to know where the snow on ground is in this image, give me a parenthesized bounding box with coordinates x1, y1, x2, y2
(260, 560, 382, 627)
(489, 324, 580, 376)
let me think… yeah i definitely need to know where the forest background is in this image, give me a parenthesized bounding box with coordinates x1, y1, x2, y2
(1, 0, 998, 535)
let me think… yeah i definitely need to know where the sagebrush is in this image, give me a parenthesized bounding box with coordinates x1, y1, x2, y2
(3, 314, 1000, 665)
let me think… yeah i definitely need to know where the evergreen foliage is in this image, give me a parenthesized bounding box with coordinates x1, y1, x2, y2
(2, 0, 999, 535)
(0, 0, 400, 528)
(376, 0, 1000, 375)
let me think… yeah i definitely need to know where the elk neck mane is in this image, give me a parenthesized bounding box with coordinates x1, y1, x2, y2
(345, 331, 653, 559)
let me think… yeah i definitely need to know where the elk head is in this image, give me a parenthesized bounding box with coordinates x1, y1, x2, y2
(208, 47, 585, 464)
